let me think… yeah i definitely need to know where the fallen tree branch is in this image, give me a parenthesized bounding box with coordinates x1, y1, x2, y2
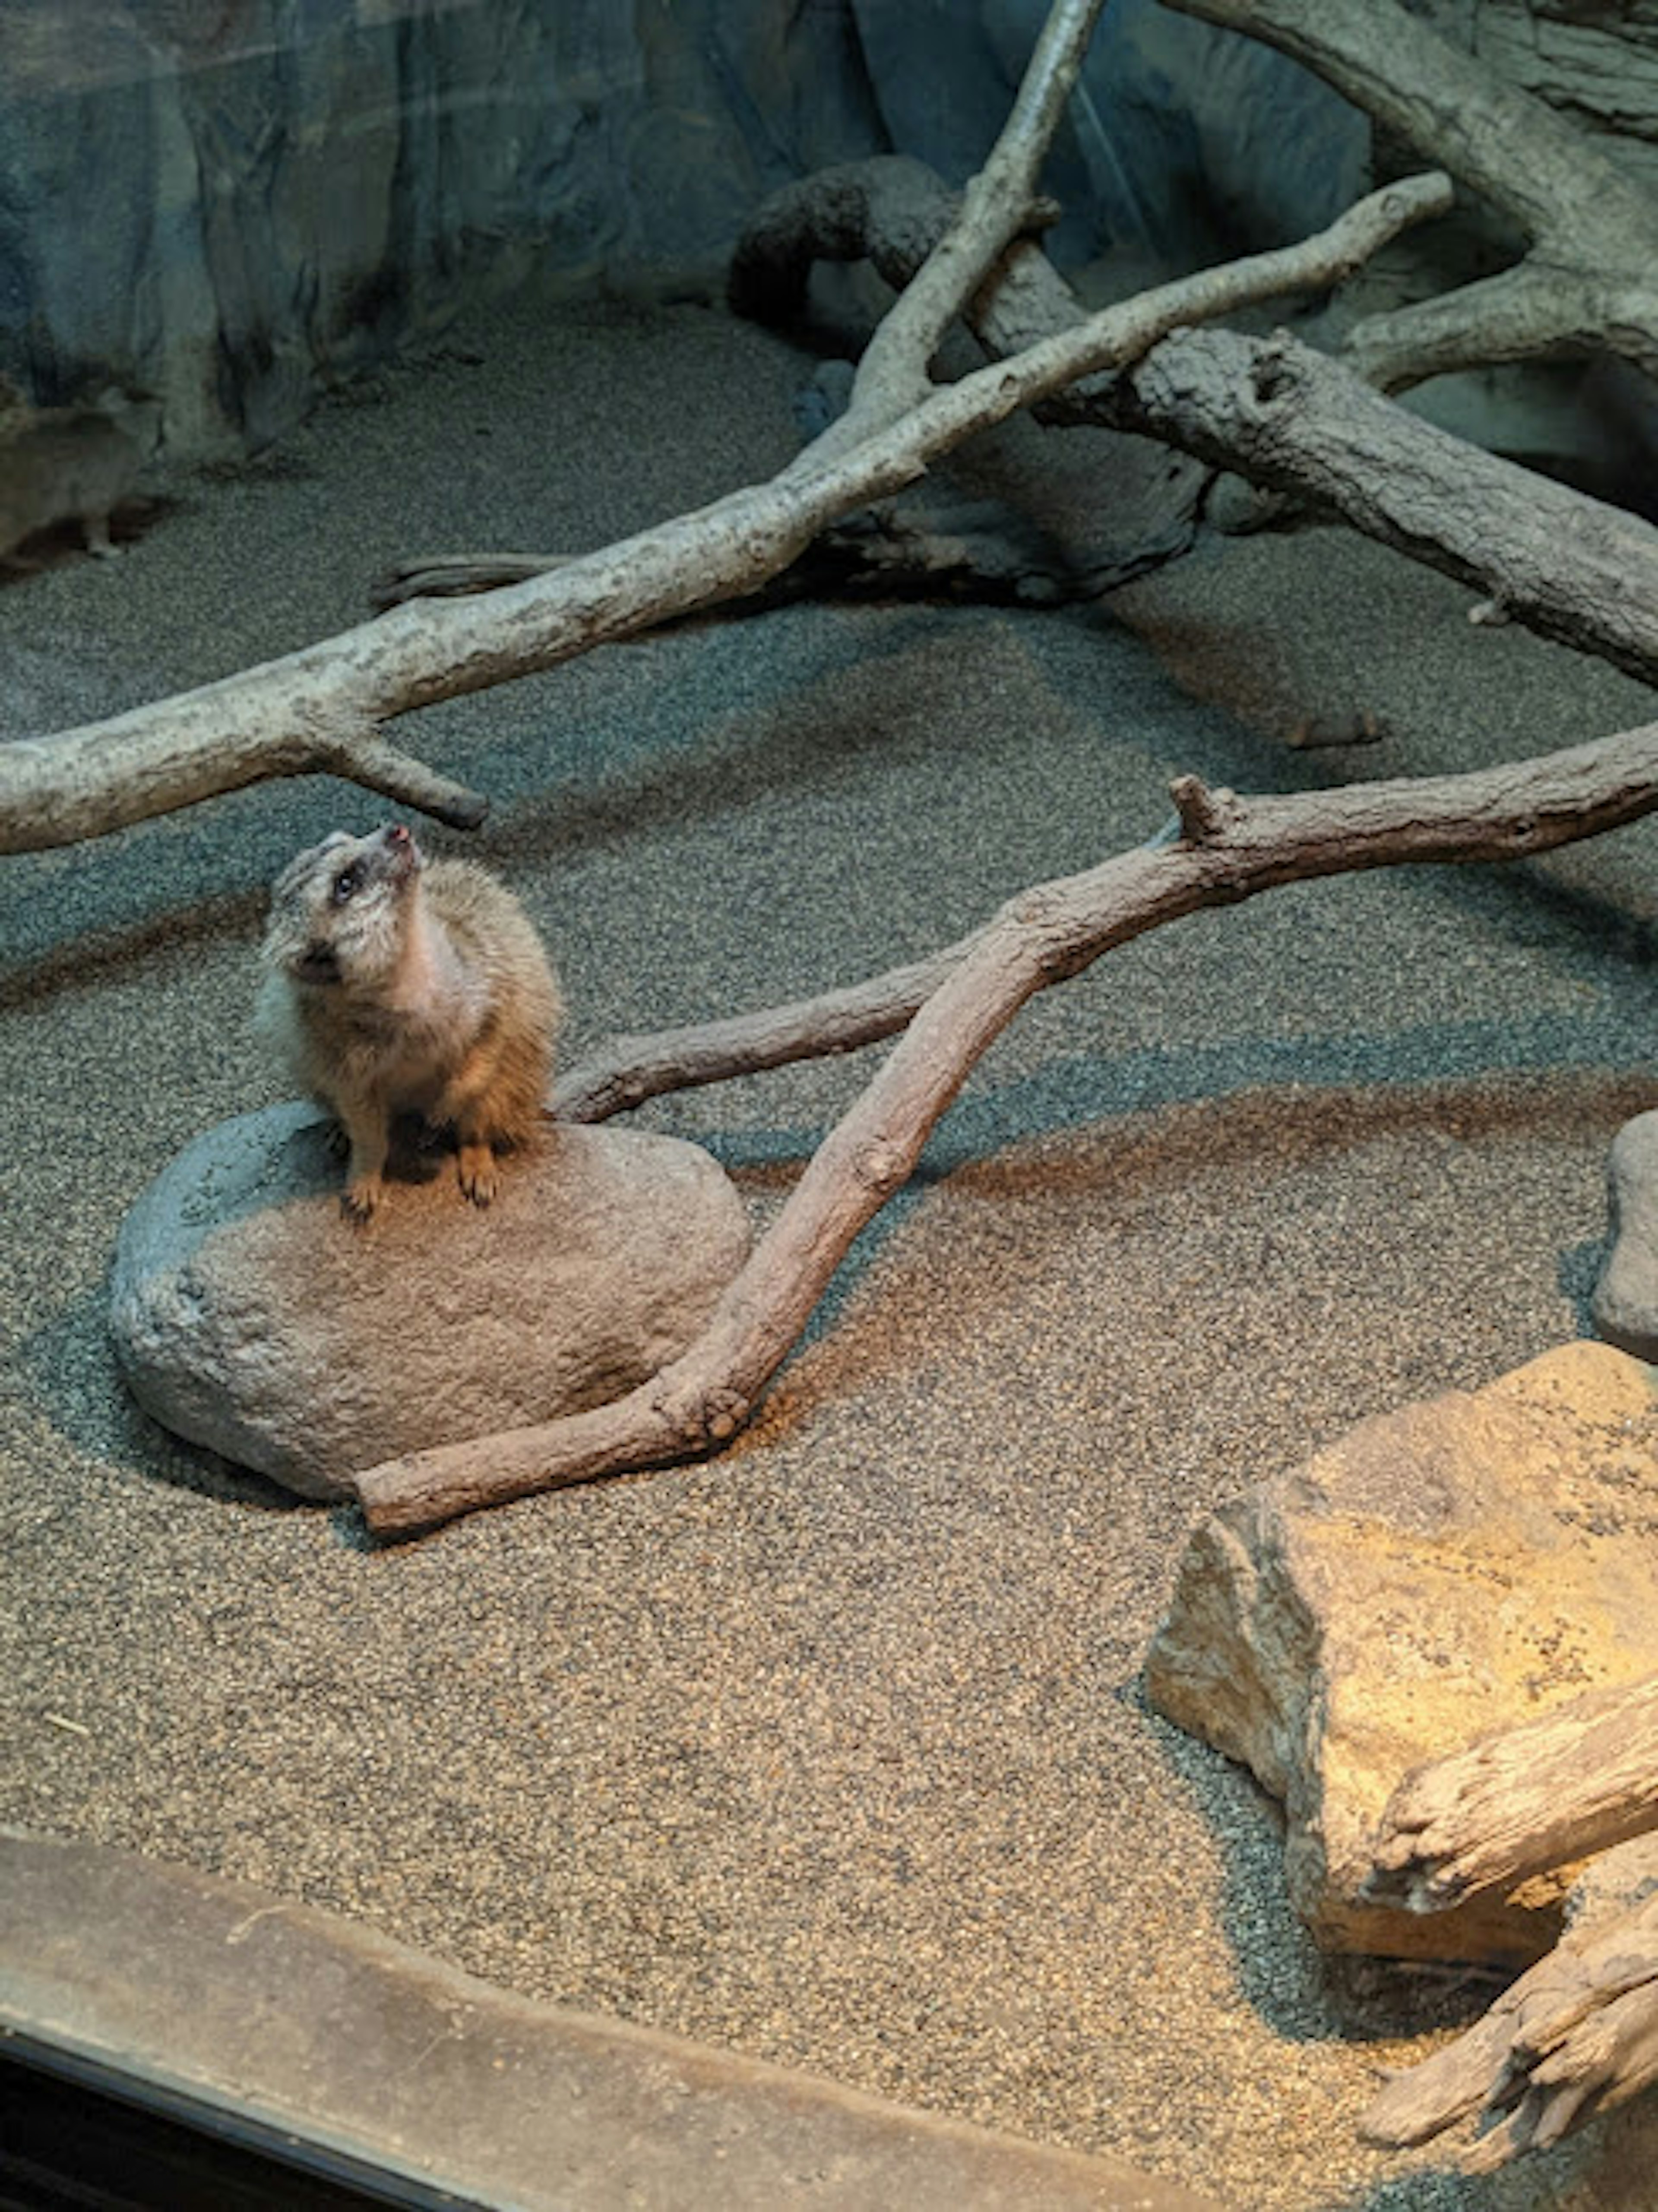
(1161, 0, 1658, 392)
(1363, 1892, 1658, 2165)
(735, 155, 1658, 692)
(0, 669, 494, 848)
(550, 941, 972, 1126)
(373, 489, 1158, 615)
(817, 0, 1105, 451)
(1114, 326, 1658, 687)
(0, 170, 1445, 855)
(1363, 1672, 1658, 1915)
(354, 720, 1658, 1537)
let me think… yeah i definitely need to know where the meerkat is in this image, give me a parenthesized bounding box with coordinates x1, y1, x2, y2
(0, 390, 158, 564)
(255, 823, 562, 1221)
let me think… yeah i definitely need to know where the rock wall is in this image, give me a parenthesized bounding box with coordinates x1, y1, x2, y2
(0, 0, 1370, 459)
(0, 0, 885, 455)
(7, 1, 1655, 463)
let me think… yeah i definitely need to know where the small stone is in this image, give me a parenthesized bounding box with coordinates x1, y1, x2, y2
(1592, 1110, 1658, 1360)
(1146, 1341, 1658, 1966)
(109, 1105, 750, 1500)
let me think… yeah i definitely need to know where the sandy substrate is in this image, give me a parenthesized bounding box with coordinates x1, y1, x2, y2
(6, 294, 1658, 2209)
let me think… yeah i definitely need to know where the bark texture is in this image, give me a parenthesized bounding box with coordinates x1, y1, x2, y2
(1363, 1894, 1658, 2165)
(1364, 1674, 1658, 1914)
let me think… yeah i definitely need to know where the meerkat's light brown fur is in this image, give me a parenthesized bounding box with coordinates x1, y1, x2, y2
(255, 823, 562, 1220)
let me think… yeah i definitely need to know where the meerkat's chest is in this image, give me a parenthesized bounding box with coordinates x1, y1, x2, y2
(328, 987, 487, 1101)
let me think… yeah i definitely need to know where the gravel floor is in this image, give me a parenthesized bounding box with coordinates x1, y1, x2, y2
(6, 294, 1658, 2209)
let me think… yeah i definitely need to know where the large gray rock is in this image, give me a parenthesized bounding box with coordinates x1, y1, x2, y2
(1593, 1109, 1658, 1359)
(110, 1104, 751, 1501)
(1146, 1341, 1658, 1967)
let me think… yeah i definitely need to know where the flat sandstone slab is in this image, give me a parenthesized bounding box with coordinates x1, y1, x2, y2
(1146, 1340, 1658, 1965)
(0, 1829, 1221, 2212)
(109, 1104, 751, 1500)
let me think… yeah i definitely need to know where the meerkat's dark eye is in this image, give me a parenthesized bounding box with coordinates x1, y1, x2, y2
(332, 867, 359, 905)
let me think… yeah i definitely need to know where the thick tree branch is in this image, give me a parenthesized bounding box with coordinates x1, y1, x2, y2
(354, 718, 1658, 1537)
(0, 679, 492, 850)
(1161, 0, 1658, 391)
(0, 175, 1445, 856)
(1113, 327, 1658, 687)
(736, 156, 1658, 692)
(1362, 1673, 1658, 1915)
(1363, 1894, 1658, 2165)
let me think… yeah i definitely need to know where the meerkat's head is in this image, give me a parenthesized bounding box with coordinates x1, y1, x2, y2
(260, 823, 424, 987)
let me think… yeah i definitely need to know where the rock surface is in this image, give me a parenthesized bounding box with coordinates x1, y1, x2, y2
(0, 0, 1371, 460)
(1145, 1340, 1658, 1966)
(1592, 1109, 1658, 1359)
(0, 1, 883, 454)
(109, 1104, 751, 1501)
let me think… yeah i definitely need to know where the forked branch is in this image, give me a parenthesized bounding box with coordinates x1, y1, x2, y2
(354, 719, 1658, 1537)
(1161, 0, 1658, 391)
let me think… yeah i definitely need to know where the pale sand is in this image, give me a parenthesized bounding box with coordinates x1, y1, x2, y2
(5, 294, 1658, 2208)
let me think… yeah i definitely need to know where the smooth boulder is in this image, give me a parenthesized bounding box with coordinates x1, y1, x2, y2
(1593, 1109, 1658, 1360)
(1146, 1341, 1658, 1966)
(110, 1104, 751, 1501)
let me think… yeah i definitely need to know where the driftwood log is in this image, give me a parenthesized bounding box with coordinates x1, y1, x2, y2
(352, 728, 1658, 1536)
(732, 154, 1658, 692)
(1163, 0, 1658, 394)
(1364, 1671, 1658, 1915)
(1352, 1665, 1658, 2165)
(1363, 1893, 1658, 2166)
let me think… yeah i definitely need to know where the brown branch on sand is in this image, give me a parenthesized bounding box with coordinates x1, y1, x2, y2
(1161, 0, 1658, 394)
(353, 721, 1658, 1538)
(1362, 1891, 1658, 2167)
(0, 0, 1446, 854)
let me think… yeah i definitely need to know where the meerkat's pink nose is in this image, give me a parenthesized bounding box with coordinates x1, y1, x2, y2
(386, 824, 411, 848)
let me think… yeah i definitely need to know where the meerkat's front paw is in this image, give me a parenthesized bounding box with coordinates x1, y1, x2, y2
(340, 1176, 383, 1223)
(457, 1141, 499, 1207)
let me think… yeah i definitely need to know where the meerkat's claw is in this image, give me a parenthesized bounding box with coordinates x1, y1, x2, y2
(340, 1179, 381, 1223)
(457, 1144, 499, 1207)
